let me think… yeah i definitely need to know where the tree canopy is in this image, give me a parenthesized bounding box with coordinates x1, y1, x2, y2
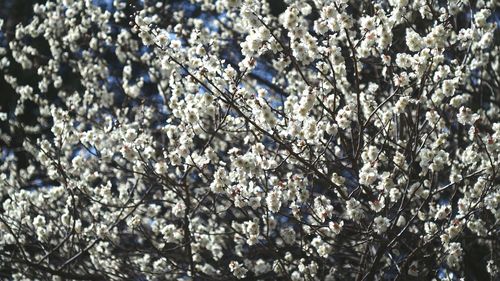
(0, 0, 499, 280)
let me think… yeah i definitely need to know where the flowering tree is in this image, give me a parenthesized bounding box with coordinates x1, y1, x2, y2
(0, 0, 499, 280)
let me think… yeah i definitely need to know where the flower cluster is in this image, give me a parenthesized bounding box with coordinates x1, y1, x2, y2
(0, 0, 498, 280)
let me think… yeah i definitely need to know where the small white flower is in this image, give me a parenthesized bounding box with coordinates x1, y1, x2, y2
(229, 261, 248, 279)
(266, 189, 282, 213)
(373, 216, 390, 234)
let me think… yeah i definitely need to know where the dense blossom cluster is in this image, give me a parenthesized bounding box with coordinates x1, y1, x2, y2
(0, 0, 499, 280)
